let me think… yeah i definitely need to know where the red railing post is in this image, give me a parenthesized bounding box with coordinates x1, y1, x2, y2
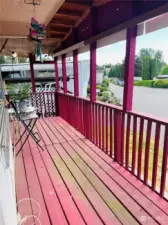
(90, 42, 97, 102)
(62, 54, 67, 94)
(123, 26, 137, 112)
(54, 57, 59, 92)
(114, 110, 122, 162)
(73, 49, 79, 97)
(29, 53, 36, 93)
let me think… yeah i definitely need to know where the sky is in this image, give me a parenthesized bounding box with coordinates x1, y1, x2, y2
(78, 27, 168, 66)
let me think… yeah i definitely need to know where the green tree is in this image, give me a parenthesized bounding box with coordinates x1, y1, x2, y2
(161, 65, 168, 75)
(134, 56, 141, 77)
(104, 70, 107, 76)
(139, 48, 165, 80)
(141, 56, 150, 80)
(0, 56, 5, 64)
(18, 57, 28, 63)
(108, 62, 124, 79)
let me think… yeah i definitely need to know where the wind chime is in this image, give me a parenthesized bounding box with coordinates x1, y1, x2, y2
(26, 0, 46, 62)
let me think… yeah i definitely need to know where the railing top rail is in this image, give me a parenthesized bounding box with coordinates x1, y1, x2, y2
(58, 92, 168, 126)
(127, 110, 168, 126)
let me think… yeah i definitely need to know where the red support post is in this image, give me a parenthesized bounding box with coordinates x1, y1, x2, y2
(90, 42, 97, 102)
(29, 53, 36, 93)
(54, 57, 59, 92)
(73, 49, 79, 96)
(123, 26, 137, 112)
(62, 54, 67, 94)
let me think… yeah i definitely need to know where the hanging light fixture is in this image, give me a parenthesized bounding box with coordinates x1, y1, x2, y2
(11, 52, 17, 58)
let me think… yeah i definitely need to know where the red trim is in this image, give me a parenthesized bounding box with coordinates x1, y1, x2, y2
(62, 54, 67, 94)
(29, 53, 36, 93)
(73, 49, 79, 96)
(90, 42, 97, 102)
(123, 26, 137, 111)
(54, 58, 59, 92)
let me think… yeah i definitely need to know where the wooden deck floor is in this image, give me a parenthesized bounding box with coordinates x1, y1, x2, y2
(14, 117, 168, 225)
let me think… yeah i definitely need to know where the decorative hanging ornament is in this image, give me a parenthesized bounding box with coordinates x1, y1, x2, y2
(26, 0, 46, 62)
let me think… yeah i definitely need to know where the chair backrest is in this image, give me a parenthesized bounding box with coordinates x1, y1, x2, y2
(10, 101, 21, 120)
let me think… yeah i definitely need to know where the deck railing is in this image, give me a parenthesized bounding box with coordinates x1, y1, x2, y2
(58, 92, 168, 199)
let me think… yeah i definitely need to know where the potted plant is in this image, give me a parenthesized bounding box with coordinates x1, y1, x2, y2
(7, 83, 31, 110)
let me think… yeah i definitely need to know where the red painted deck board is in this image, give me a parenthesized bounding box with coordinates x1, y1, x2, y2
(22, 133, 51, 225)
(15, 123, 34, 225)
(14, 117, 168, 225)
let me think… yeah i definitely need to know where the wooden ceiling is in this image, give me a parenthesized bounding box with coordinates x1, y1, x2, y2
(46, 0, 93, 50)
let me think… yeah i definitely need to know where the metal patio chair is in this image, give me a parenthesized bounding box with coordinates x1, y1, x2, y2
(10, 101, 45, 156)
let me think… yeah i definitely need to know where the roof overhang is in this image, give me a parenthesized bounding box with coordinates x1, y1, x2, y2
(0, 0, 64, 57)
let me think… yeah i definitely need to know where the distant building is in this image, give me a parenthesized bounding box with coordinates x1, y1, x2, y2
(96, 70, 104, 84)
(156, 75, 168, 80)
(134, 77, 142, 81)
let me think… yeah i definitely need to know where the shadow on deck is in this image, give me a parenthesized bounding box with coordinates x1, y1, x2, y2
(13, 117, 168, 225)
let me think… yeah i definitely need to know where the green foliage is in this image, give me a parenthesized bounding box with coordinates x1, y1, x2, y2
(87, 85, 108, 94)
(134, 79, 168, 88)
(140, 48, 165, 80)
(108, 62, 124, 79)
(134, 56, 141, 77)
(97, 48, 165, 81)
(7, 83, 31, 101)
(104, 63, 112, 68)
(160, 65, 168, 75)
(0, 56, 5, 64)
(18, 57, 28, 63)
(0, 55, 27, 64)
(100, 86, 108, 92)
(100, 91, 121, 106)
(96, 65, 104, 70)
(87, 85, 92, 93)
(100, 91, 114, 102)
(141, 56, 150, 80)
(153, 80, 168, 88)
(104, 70, 107, 76)
(102, 77, 110, 87)
(134, 80, 154, 87)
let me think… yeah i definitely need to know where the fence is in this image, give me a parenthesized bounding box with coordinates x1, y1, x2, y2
(30, 92, 56, 117)
(58, 92, 168, 199)
(8, 91, 57, 117)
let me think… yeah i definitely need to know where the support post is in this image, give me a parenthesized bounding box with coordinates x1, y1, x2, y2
(54, 57, 59, 92)
(73, 49, 79, 96)
(123, 26, 137, 112)
(90, 42, 97, 102)
(29, 53, 36, 93)
(62, 54, 67, 94)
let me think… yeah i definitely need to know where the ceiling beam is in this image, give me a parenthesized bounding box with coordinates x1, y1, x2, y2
(65, 0, 92, 6)
(49, 25, 70, 33)
(0, 39, 8, 54)
(50, 33, 65, 39)
(63, 1, 91, 9)
(50, 18, 76, 26)
(57, 9, 83, 18)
